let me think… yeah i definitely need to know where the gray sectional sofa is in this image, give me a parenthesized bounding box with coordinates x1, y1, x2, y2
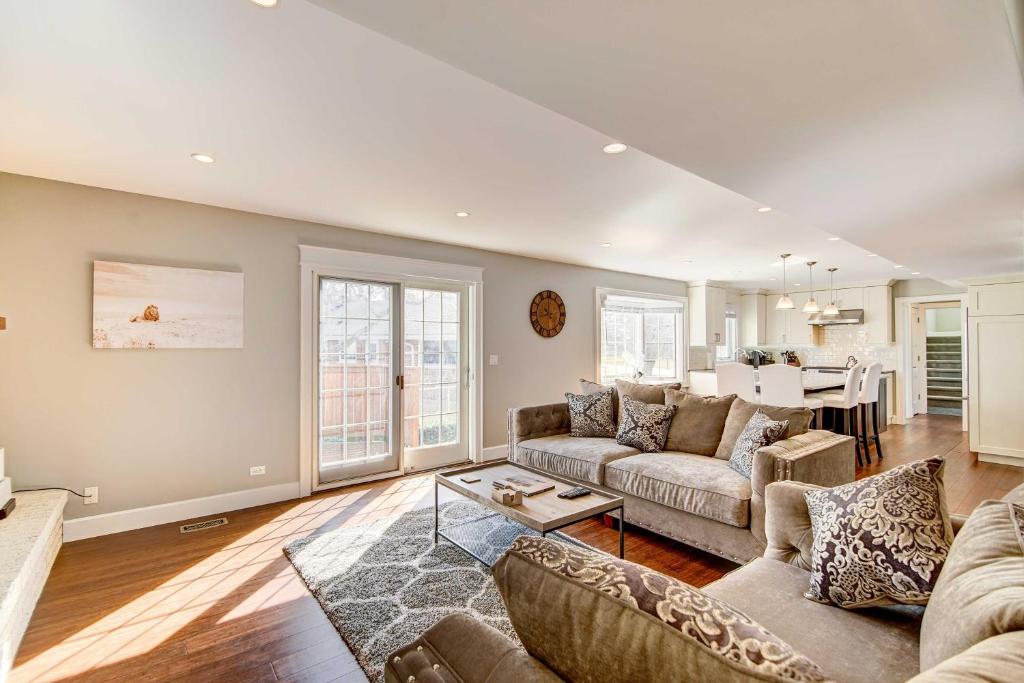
(385, 483, 1024, 683)
(507, 392, 856, 563)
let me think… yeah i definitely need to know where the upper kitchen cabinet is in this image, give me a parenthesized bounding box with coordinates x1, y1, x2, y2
(862, 285, 893, 344)
(689, 283, 727, 346)
(833, 287, 864, 311)
(764, 292, 814, 346)
(969, 281, 1024, 316)
(740, 293, 766, 346)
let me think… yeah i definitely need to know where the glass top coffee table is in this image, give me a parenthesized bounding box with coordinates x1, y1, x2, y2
(434, 461, 624, 566)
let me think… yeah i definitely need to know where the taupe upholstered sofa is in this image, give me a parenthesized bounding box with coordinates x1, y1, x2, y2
(507, 396, 855, 563)
(385, 483, 1024, 683)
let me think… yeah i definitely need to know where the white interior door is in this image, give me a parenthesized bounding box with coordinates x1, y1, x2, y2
(402, 284, 470, 471)
(911, 303, 928, 415)
(317, 278, 401, 484)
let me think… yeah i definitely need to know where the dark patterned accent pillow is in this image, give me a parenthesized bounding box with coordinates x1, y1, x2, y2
(505, 536, 829, 682)
(804, 456, 953, 609)
(615, 395, 675, 453)
(565, 389, 616, 438)
(727, 409, 788, 477)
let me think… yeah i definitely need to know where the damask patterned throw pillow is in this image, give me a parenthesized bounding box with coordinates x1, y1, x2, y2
(727, 409, 788, 477)
(615, 395, 676, 452)
(565, 389, 617, 438)
(804, 457, 953, 609)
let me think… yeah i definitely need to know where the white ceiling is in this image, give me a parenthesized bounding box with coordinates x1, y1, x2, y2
(314, 0, 1024, 282)
(1, 1, 1018, 292)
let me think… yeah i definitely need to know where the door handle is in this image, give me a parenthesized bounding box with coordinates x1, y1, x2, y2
(396, 375, 404, 390)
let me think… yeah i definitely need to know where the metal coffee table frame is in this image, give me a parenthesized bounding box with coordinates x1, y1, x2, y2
(433, 461, 625, 567)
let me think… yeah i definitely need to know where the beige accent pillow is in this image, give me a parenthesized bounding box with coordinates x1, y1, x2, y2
(919, 500, 1024, 671)
(493, 536, 829, 683)
(663, 389, 735, 456)
(580, 378, 617, 420)
(614, 379, 680, 406)
(714, 397, 812, 460)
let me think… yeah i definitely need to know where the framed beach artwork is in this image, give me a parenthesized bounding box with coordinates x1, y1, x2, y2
(93, 261, 244, 349)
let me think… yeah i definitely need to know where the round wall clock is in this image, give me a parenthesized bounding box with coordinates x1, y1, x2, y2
(530, 290, 566, 337)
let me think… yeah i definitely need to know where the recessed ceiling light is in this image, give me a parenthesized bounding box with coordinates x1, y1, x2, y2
(190, 153, 215, 164)
(827, 237, 840, 241)
(680, 259, 693, 264)
(769, 278, 777, 281)
(757, 207, 772, 213)
(911, 271, 921, 275)
(867, 253, 877, 257)
(454, 211, 469, 218)
(894, 265, 905, 269)
(600, 242, 612, 248)
(793, 283, 801, 287)
(602, 143, 628, 154)
(249, 0, 278, 7)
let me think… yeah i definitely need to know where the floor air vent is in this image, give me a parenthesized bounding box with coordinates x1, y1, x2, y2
(180, 517, 228, 533)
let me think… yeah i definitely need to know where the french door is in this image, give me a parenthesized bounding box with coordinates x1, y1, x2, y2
(316, 277, 469, 486)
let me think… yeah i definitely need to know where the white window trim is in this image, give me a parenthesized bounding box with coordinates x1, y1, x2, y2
(299, 245, 484, 497)
(594, 287, 689, 385)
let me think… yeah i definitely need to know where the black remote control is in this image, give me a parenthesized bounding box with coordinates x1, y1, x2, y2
(558, 486, 592, 499)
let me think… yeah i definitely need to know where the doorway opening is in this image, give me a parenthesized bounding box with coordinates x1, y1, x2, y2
(900, 296, 967, 427)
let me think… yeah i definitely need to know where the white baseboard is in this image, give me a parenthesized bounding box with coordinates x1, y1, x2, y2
(481, 444, 508, 462)
(63, 481, 301, 542)
(978, 452, 1024, 468)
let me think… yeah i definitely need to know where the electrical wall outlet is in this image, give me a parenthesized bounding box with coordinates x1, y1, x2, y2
(84, 486, 99, 505)
(249, 465, 266, 476)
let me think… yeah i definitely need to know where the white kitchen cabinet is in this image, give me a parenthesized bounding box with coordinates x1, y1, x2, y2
(833, 287, 864, 311)
(969, 315, 1024, 464)
(740, 293, 766, 346)
(787, 292, 815, 346)
(970, 281, 1024, 316)
(967, 279, 1024, 466)
(765, 297, 788, 345)
(862, 285, 893, 344)
(689, 284, 727, 346)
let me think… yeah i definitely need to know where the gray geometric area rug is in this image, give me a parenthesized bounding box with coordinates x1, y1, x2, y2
(283, 500, 589, 682)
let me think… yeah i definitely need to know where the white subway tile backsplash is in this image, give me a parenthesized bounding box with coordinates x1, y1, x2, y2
(759, 325, 897, 371)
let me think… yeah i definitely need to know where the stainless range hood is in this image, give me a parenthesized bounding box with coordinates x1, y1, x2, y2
(807, 309, 864, 325)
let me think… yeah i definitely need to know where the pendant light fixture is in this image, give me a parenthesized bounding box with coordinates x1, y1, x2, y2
(776, 253, 795, 309)
(823, 267, 840, 316)
(802, 261, 820, 313)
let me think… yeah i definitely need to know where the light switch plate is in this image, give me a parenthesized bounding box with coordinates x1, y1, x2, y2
(489, 354, 499, 366)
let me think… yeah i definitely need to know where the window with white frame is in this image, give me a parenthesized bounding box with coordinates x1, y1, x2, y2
(597, 290, 687, 384)
(716, 312, 739, 361)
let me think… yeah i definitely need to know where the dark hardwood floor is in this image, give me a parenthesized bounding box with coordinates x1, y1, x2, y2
(12, 414, 1021, 682)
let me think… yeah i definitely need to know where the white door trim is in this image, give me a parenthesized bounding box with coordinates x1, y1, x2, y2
(299, 246, 484, 497)
(894, 293, 968, 428)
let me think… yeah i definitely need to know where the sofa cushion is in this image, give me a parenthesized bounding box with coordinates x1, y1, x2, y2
(565, 389, 616, 438)
(605, 452, 752, 527)
(919, 500, 1024, 671)
(715, 397, 813, 460)
(614, 378, 680, 408)
(514, 435, 639, 485)
(493, 536, 829, 683)
(728, 409, 789, 478)
(580, 378, 618, 421)
(615, 395, 676, 453)
(704, 558, 924, 683)
(908, 631, 1024, 683)
(804, 457, 953, 609)
(663, 389, 735, 456)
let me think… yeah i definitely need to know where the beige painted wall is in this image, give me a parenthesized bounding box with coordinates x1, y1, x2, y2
(0, 174, 685, 519)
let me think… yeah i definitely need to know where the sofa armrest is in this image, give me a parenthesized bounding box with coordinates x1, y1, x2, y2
(508, 403, 571, 452)
(762, 480, 824, 570)
(749, 430, 855, 545)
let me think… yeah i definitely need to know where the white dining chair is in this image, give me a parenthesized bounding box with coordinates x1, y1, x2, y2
(809, 362, 866, 466)
(716, 363, 756, 402)
(758, 365, 824, 426)
(858, 362, 884, 462)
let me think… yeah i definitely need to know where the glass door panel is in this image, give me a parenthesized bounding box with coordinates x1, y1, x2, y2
(403, 285, 469, 470)
(317, 278, 400, 484)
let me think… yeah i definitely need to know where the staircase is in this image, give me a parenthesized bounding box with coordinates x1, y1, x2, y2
(926, 335, 963, 416)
